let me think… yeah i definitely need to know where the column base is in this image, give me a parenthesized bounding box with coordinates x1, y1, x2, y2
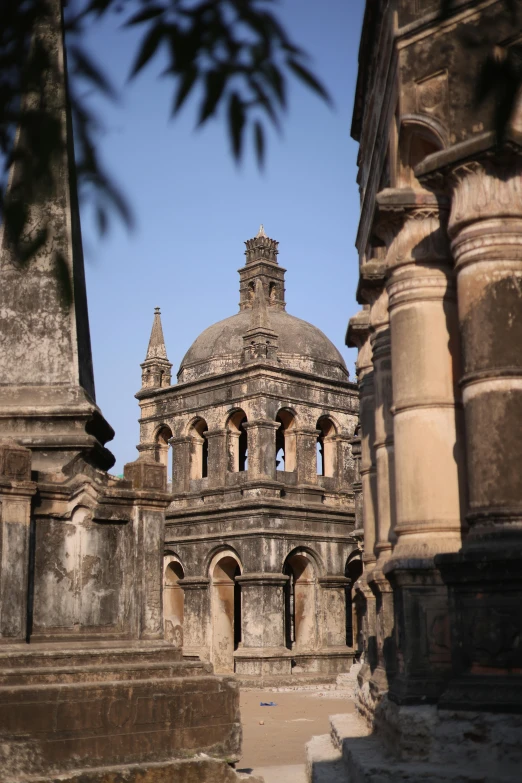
(437, 546, 522, 713)
(234, 646, 292, 676)
(383, 557, 452, 704)
(313, 700, 522, 783)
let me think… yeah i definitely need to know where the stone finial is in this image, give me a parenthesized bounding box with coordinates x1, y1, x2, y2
(245, 228, 279, 264)
(145, 307, 168, 361)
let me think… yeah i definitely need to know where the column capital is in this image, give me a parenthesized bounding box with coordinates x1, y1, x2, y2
(318, 575, 350, 589)
(448, 156, 522, 239)
(242, 419, 281, 431)
(178, 576, 210, 590)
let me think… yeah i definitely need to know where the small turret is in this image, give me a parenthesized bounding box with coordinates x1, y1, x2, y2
(239, 225, 286, 312)
(141, 307, 172, 389)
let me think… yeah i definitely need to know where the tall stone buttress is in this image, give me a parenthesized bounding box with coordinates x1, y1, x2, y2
(0, 0, 114, 472)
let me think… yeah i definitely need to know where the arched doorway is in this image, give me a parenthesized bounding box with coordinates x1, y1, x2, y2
(163, 556, 184, 647)
(210, 552, 242, 673)
(284, 551, 318, 651)
(345, 555, 363, 649)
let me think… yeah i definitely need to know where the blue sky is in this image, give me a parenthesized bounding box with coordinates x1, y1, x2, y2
(77, 0, 366, 472)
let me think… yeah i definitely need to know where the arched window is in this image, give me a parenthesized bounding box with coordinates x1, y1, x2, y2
(276, 409, 296, 472)
(397, 122, 443, 189)
(155, 425, 173, 487)
(190, 418, 208, 479)
(316, 417, 337, 477)
(227, 410, 248, 472)
(210, 552, 242, 673)
(283, 550, 318, 651)
(163, 556, 184, 647)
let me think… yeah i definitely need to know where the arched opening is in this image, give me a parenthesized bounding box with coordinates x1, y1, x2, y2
(163, 556, 184, 647)
(210, 553, 242, 673)
(227, 410, 248, 472)
(397, 122, 443, 189)
(190, 418, 208, 479)
(276, 409, 296, 472)
(345, 555, 363, 649)
(156, 425, 173, 486)
(316, 417, 337, 477)
(284, 551, 318, 651)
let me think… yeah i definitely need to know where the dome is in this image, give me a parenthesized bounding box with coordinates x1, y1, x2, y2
(177, 227, 349, 385)
(178, 309, 348, 384)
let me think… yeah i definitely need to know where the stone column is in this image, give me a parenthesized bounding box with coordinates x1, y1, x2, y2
(365, 282, 397, 698)
(169, 436, 191, 493)
(436, 158, 522, 712)
(347, 307, 379, 708)
(0, 442, 36, 641)
(179, 577, 211, 660)
(381, 191, 467, 703)
(205, 428, 227, 488)
(295, 428, 320, 486)
(243, 420, 279, 480)
(234, 573, 290, 675)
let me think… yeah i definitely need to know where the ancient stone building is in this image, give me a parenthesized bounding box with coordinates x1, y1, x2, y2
(0, 4, 256, 781)
(307, 1, 522, 780)
(137, 228, 361, 678)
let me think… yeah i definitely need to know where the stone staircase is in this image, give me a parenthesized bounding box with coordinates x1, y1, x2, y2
(306, 664, 522, 783)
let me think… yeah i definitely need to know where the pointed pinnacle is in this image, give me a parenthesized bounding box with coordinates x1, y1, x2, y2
(146, 307, 168, 360)
(256, 224, 267, 238)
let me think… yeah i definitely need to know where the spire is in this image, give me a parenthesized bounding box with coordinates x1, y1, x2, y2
(0, 0, 114, 471)
(146, 307, 169, 361)
(256, 224, 267, 238)
(141, 307, 172, 389)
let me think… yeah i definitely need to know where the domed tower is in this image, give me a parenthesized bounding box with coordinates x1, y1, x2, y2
(137, 229, 360, 677)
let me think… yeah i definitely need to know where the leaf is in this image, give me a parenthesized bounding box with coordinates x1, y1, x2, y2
(253, 120, 265, 168)
(198, 69, 227, 125)
(286, 58, 332, 105)
(171, 67, 198, 115)
(125, 5, 166, 26)
(95, 205, 108, 236)
(129, 23, 165, 78)
(228, 92, 245, 160)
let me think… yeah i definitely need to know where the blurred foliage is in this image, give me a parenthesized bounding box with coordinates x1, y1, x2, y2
(0, 0, 331, 257)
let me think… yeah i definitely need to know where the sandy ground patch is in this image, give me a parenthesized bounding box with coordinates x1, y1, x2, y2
(237, 687, 355, 772)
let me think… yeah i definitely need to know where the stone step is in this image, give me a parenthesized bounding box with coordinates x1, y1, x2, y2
(305, 734, 344, 783)
(237, 673, 339, 689)
(0, 659, 211, 685)
(0, 640, 186, 672)
(328, 710, 518, 783)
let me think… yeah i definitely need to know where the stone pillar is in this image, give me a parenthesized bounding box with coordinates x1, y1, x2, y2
(350, 427, 363, 533)
(170, 436, 191, 493)
(381, 192, 467, 703)
(347, 307, 379, 712)
(436, 158, 522, 712)
(205, 428, 227, 488)
(319, 576, 350, 647)
(295, 428, 320, 486)
(0, 442, 36, 641)
(179, 577, 210, 660)
(124, 458, 170, 640)
(234, 573, 291, 676)
(243, 420, 279, 480)
(365, 282, 397, 699)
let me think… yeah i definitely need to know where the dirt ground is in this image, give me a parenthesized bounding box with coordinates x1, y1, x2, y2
(237, 687, 355, 772)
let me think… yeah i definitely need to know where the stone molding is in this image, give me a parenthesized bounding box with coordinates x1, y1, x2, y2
(235, 572, 289, 586)
(178, 577, 210, 590)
